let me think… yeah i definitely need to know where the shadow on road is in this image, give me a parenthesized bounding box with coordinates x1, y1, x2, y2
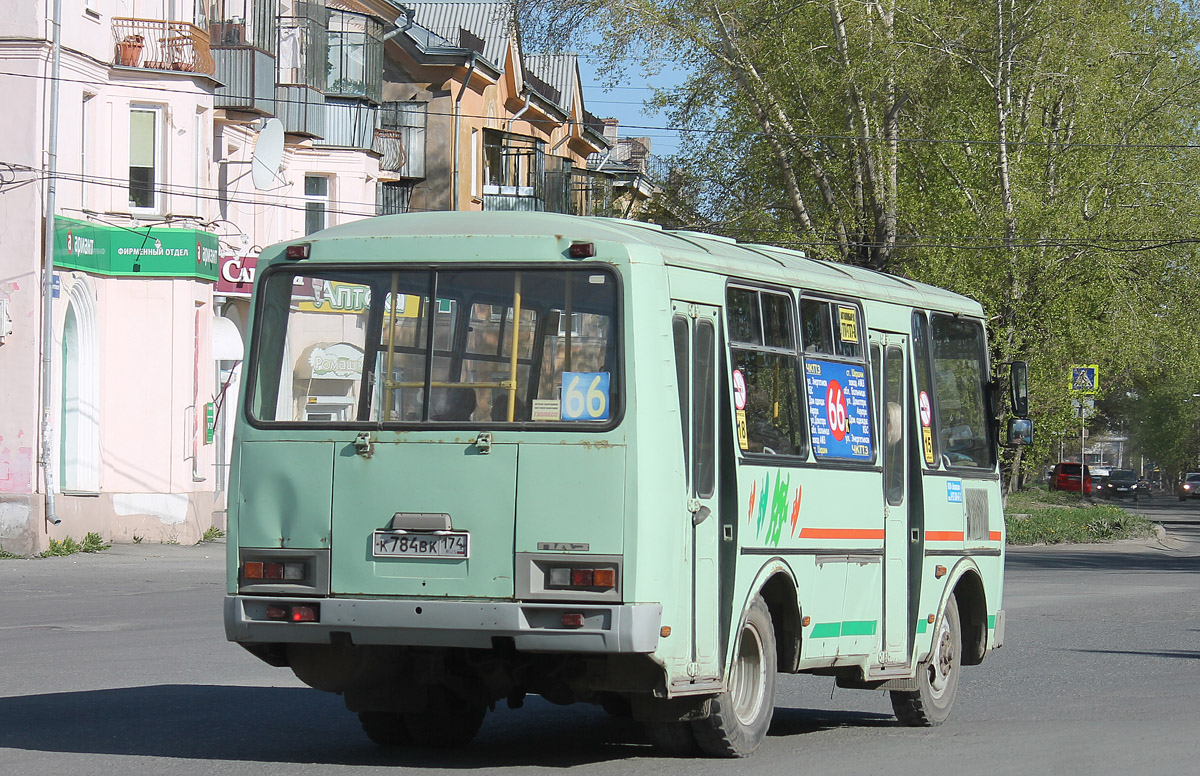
(768, 707, 895, 737)
(1070, 648, 1200, 661)
(0, 685, 899, 765)
(1006, 549, 1200, 573)
(0, 685, 646, 766)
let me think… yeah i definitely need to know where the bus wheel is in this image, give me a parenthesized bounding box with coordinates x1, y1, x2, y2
(358, 711, 411, 747)
(692, 595, 777, 757)
(891, 593, 961, 726)
(404, 691, 487, 747)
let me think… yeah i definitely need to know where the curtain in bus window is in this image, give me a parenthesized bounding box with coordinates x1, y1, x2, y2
(930, 315, 993, 468)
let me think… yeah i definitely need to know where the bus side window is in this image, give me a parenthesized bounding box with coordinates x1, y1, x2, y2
(672, 316, 691, 489)
(911, 311, 939, 468)
(727, 286, 807, 458)
(930, 314, 993, 469)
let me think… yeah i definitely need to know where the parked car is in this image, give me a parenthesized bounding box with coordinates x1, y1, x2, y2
(1097, 469, 1140, 500)
(1177, 472, 1200, 501)
(1050, 462, 1092, 494)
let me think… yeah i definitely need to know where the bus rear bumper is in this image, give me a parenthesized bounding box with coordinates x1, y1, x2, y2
(224, 595, 663, 654)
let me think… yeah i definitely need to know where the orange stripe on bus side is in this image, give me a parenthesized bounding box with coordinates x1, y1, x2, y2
(798, 528, 886, 540)
(925, 531, 965, 542)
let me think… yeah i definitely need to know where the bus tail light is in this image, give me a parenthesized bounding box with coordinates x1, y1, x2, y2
(243, 560, 305, 581)
(548, 565, 616, 590)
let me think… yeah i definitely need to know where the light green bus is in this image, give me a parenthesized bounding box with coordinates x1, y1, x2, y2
(224, 212, 1031, 756)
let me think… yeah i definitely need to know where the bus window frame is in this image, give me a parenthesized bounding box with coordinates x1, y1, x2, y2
(243, 260, 626, 433)
(724, 280, 811, 464)
(927, 312, 996, 475)
(798, 293, 878, 468)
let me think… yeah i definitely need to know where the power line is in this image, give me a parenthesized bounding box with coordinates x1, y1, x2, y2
(9, 162, 1200, 255)
(6, 67, 1200, 151)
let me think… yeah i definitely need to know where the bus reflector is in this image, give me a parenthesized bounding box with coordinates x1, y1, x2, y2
(570, 569, 594, 587)
(291, 605, 317, 623)
(568, 242, 595, 258)
(266, 605, 288, 620)
(285, 243, 310, 260)
(264, 562, 284, 580)
(562, 613, 585, 628)
(592, 569, 616, 588)
(243, 562, 264, 579)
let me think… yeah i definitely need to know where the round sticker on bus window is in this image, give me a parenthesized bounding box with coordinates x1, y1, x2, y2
(826, 380, 848, 442)
(919, 391, 932, 428)
(732, 369, 747, 410)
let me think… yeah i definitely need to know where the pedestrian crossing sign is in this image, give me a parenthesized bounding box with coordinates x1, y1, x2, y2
(1070, 365, 1098, 394)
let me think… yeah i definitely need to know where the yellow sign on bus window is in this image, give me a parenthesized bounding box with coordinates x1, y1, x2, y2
(838, 305, 858, 344)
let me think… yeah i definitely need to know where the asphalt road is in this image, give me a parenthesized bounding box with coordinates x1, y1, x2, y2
(1, 498, 1198, 776)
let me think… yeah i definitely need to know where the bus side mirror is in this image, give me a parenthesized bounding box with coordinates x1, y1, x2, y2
(1007, 417, 1033, 446)
(1009, 361, 1029, 418)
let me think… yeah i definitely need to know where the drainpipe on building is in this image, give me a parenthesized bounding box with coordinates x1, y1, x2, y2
(40, 0, 64, 526)
(506, 91, 531, 133)
(451, 55, 477, 211)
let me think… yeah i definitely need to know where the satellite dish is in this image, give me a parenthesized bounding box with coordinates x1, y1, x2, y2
(250, 118, 284, 190)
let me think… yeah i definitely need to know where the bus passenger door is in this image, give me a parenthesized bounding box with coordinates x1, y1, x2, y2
(873, 334, 910, 665)
(671, 303, 722, 681)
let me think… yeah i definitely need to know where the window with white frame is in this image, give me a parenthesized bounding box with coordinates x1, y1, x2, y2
(304, 174, 329, 234)
(129, 105, 162, 211)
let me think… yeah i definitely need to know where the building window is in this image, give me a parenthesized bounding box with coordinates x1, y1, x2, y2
(304, 174, 329, 234)
(129, 106, 162, 210)
(482, 129, 544, 197)
(377, 181, 412, 215)
(60, 279, 100, 493)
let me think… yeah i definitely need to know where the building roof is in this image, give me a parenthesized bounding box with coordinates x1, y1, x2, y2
(406, 1, 514, 72)
(523, 54, 576, 113)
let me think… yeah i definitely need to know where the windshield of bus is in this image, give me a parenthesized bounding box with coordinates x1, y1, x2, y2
(248, 266, 620, 426)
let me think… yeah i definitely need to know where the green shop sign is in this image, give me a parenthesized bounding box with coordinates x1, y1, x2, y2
(54, 216, 219, 280)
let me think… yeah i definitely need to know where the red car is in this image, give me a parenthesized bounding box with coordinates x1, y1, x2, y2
(1050, 462, 1092, 494)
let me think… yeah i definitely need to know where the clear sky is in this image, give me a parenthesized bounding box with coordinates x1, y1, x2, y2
(577, 53, 687, 158)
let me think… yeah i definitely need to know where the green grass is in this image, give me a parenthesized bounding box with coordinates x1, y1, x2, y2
(199, 526, 226, 543)
(1005, 487, 1156, 545)
(0, 545, 21, 559)
(39, 532, 111, 558)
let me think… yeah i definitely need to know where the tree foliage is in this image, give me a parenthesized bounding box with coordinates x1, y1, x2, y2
(516, 0, 1200, 481)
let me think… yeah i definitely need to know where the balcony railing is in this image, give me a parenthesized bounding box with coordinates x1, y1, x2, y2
(112, 17, 215, 76)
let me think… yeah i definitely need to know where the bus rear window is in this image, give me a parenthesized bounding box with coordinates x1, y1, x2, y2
(249, 267, 619, 426)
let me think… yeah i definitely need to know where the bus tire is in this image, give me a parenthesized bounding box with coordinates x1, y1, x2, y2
(891, 593, 961, 726)
(403, 691, 487, 748)
(692, 595, 777, 757)
(358, 711, 411, 747)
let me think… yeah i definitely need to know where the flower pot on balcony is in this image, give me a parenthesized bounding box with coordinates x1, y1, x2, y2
(117, 35, 144, 67)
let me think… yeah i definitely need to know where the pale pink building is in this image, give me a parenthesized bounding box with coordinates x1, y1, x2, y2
(0, 0, 626, 554)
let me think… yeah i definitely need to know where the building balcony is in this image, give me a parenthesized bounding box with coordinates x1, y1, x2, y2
(112, 17, 215, 76)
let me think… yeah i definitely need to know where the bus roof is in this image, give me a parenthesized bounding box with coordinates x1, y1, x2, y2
(296, 212, 982, 316)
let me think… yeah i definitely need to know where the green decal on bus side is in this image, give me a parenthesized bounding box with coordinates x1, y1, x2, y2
(917, 620, 929, 634)
(747, 471, 803, 546)
(810, 620, 879, 639)
(988, 614, 996, 630)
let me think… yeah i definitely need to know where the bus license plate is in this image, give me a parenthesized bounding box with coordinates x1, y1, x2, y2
(372, 531, 469, 559)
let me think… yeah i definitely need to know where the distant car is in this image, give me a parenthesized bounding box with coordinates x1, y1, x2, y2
(1097, 469, 1139, 500)
(1050, 462, 1092, 494)
(1177, 472, 1200, 501)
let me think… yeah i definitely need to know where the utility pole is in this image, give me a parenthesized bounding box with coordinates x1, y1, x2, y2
(40, 0, 64, 526)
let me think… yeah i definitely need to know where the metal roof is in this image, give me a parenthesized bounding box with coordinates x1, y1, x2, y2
(406, 1, 513, 72)
(523, 54, 577, 113)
